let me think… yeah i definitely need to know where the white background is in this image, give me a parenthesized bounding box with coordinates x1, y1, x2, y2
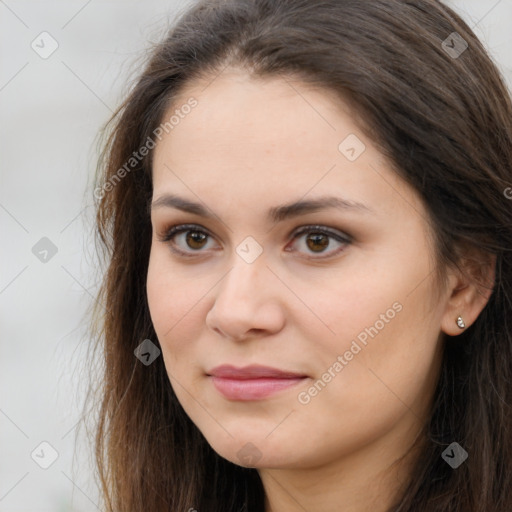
(1, 1, 511, 510)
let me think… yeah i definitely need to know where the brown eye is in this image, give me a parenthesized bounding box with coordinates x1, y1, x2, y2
(288, 225, 351, 259)
(305, 233, 330, 252)
(185, 230, 208, 250)
(158, 223, 351, 260)
(158, 224, 217, 257)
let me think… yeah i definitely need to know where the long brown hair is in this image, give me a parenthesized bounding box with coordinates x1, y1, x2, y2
(89, 1, 512, 510)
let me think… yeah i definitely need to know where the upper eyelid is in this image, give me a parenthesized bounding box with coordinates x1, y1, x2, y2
(158, 222, 349, 238)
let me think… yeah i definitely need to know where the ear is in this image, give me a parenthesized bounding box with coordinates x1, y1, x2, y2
(440, 248, 496, 336)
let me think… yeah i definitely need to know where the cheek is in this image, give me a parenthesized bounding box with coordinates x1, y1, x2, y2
(302, 241, 441, 398)
(305, 279, 441, 427)
(146, 251, 172, 332)
(291, 295, 440, 465)
(146, 249, 211, 369)
(289, 266, 401, 358)
(147, 248, 196, 332)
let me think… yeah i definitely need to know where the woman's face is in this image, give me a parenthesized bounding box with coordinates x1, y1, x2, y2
(147, 69, 453, 471)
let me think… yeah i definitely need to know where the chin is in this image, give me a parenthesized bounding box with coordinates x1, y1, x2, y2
(204, 433, 308, 469)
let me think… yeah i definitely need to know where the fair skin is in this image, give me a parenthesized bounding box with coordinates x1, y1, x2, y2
(147, 68, 493, 512)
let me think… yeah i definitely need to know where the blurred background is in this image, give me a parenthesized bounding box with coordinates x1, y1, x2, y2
(0, 1, 511, 510)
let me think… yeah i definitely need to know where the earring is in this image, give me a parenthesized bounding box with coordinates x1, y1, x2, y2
(456, 316, 465, 329)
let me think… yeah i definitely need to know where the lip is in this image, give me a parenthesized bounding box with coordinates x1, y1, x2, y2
(207, 364, 308, 401)
(208, 364, 307, 379)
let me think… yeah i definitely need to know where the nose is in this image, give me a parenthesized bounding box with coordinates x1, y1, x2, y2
(205, 253, 285, 341)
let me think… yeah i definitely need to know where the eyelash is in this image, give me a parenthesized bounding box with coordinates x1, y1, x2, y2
(157, 223, 352, 260)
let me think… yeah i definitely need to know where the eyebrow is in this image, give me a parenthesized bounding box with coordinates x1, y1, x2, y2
(150, 193, 374, 224)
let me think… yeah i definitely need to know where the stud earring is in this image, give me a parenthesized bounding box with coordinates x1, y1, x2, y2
(456, 316, 465, 329)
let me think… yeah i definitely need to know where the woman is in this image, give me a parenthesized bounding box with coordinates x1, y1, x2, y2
(90, 0, 512, 510)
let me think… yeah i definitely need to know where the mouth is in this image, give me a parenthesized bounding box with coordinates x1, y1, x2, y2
(206, 364, 309, 401)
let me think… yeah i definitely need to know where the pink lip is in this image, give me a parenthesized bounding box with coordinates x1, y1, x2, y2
(208, 364, 306, 379)
(207, 364, 308, 401)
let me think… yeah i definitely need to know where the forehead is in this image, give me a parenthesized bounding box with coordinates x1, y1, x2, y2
(154, 70, 354, 170)
(150, 70, 418, 223)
